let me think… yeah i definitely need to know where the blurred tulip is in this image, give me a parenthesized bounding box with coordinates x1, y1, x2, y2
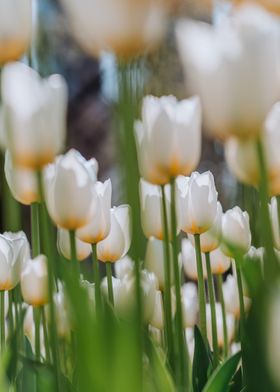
(3, 230, 30, 267)
(0, 0, 32, 64)
(149, 325, 162, 345)
(1, 62, 67, 169)
(54, 289, 71, 339)
(21, 255, 49, 306)
(234, 0, 280, 15)
(135, 95, 201, 185)
(44, 149, 97, 230)
(57, 229, 92, 261)
(209, 247, 231, 275)
(77, 179, 112, 244)
(114, 256, 134, 279)
(186, 328, 195, 361)
(179, 171, 218, 235)
(150, 290, 164, 330)
(5, 150, 39, 205)
(181, 238, 207, 280)
(223, 274, 251, 318)
(176, 4, 280, 140)
(270, 197, 280, 250)
(181, 283, 199, 328)
(206, 303, 235, 348)
(221, 207, 251, 257)
(97, 205, 131, 263)
(189, 202, 222, 252)
(23, 305, 46, 358)
(60, 0, 168, 59)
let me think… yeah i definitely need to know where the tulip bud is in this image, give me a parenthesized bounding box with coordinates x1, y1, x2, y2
(77, 179, 112, 244)
(1, 62, 67, 169)
(44, 149, 97, 230)
(4, 150, 39, 205)
(21, 255, 49, 306)
(97, 205, 131, 263)
(182, 283, 199, 328)
(3, 230, 30, 267)
(150, 290, 164, 330)
(181, 238, 207, 280)
(0, 0, 32, 64)
(223, 274, 251, 318)
(180, 171, 218, 235)
(209, 247, 231, 275)
(57, 229, 92, 261)
(115, 256, 134, 280)
(189, 202, 222, 253)
(135, 95, 201, 185)
(206, 303, 235, 348)
(221, 207, 251, 257)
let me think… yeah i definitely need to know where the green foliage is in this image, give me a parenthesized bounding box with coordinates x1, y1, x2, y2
(192, 326, 213, 392)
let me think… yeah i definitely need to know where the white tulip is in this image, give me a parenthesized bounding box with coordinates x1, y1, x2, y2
(206, 303, 235, 348)
(60, 0, 167, 58)
(182, 283, 199, 328)
(3, 230, 30, 267)
(181, 238, 207, 281)
(209, 247, 231, 275)
(150, 290, 164, 330)
(81, 280, 96, 307)
(97, 205, 131, 263)
(23, 305, 46, 358)
(177, 4, 280, 140)
(44, 149, 97, 230)
(4, 150, 39, 205)
(234, 0, 280, 15)
(231, 342, 241, 355)
(54, 289, 71, 339)
(135, 95, 201, 185)
(0, 0, 32, 64)
(21, 255, 49, 306)
(223, 274, 251, 318)
(270, 197, 280, 251)
(77, 179, 112, 244)
(186, 328, 195, 361)
(1, 62, 67, 169)
(221, 207, 251, 257)
(180, 171, 218, 235)
(189, 202, 222, 253)
(57, 229, 92, 261)
(114, 256, 134, 280)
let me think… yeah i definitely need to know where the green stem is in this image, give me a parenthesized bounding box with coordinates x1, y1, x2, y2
(216, 275, 228, 358)
(31, 203, 40, 257)
(160, 185, 174, 366)
(0, 292, 5, 351)
(235, 259, 246, 385)
(8, 291, 14, 339)
(33, 307, 41, 361)
(69, 230, 80, 280)
(42, 307, 51, 363)
(92, 244, 102, 315)
(106, 262, 114, 306)
(170, 178, 187, 390)
(205, 252, 219, 367)
(194, 234, 207, 343)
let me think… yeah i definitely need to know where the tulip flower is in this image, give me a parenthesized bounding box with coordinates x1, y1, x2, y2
(77, 179, 112, 244)
(5, 150, 39, 205)
(3, 230, 30, 266)
(179, 171, 218, 235)
(23, 305, 46, 358)
(150, 290, 164, 330)
(209, 247, 231, 275)
(221, 207, 251, 257)
(189, 202, 222, 253)
(44, 149, 97, 230)
(181, 239, 207, 280)
(21, 255, 49, 307)
(54, 289, 71, 339)
(206, 303, 235, 348)
(57, 229, 92, 261)
(181, 283, 199, 328)
(115, 256, 134, 280)
(0, 0, 32, 64)
(1, 62, 68, 169)
(135, 95, 202, 185)
(60, 0, 168, 59)
(176, 4, 280, 140)
(97, 205, 131, 263)
(223, 275, 251, 318)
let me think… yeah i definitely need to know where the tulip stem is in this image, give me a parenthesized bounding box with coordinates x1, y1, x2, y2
(92, 244, 102, 315)
(160, 185, 174, 367)
(42, 307, 51, 363)
(170, 178, 188, 390)
(69, 230, 80, 280)
(33, 307, 41, 361)
(194, 234, 207, 344)
(235, 259, 246, 385)
(31, 202, 40, 257)
(205, 252, 219, 367)
(106, 262, 114, 306)
(216, 275, 228, 358)
(0, 291, 5, 351)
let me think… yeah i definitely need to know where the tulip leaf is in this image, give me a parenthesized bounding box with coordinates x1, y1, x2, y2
(229, 365, 242, 392)
(192, 326, 213, 392)
(202, 352, 241, 392)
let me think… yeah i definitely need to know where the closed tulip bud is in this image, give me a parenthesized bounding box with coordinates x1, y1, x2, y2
(176, 4, 280, 140)
(180, 171, 218, 235)
(3, 230, 30, 268)
(1, 62, 67, 169)
(182, 283, 199, 328)
(0, 0, 32, 64)
(21, 255, 49, 307)
(221, 207, 251, 257)
(181, 238, 207, 280)
(115, 256, 134, 280)
(223, 274, 251, 318)
(209, 247, 231, 275)
(206, 303, 235, 348)
(5, 150, 39, 205)
(135, 95, 201, 185)
(150, 290, 164, 330)
(270, 197, 280, 250)
(60, 0, 168, 59)
(44, 149, 97, 230)
(189, 202, 222, 253)
(97, 205, 131, 263)
(57, 229, 92, 261)
(77, 179, 112, 244)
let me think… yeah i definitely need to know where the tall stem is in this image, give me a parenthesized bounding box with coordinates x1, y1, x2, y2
(216, 275, 228, 358)
(160, 185, 174, 366)
(235, 259, 246, 385)
(42, 307, 50, 363)
(194, 234, 207, 343)
(31, 202, 40, 257)
(106, 262, 114, 306)
(92, 244, 101, 315)
(0, 291, 5, 352)
(69, 230, 80, 280)
(33, 307, 41, 361)
(205, 252, 219, 367)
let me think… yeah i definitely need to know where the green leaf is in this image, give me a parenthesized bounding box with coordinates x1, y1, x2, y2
(229, 366, 242, 392)
(203, 352, 241, 392)
(192, 326, 212, 392)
